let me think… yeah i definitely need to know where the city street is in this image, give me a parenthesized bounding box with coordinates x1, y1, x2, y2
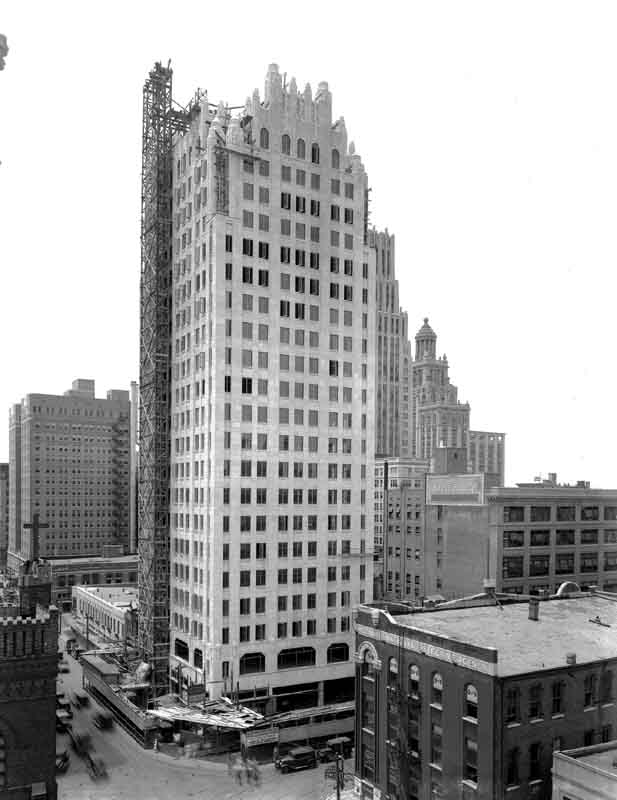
(56, 652, 350, 800)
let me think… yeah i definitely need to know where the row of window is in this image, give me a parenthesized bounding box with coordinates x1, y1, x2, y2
(504, 528, 617, 547)
(221, 540, 358, 559)
(222, 569, 354, 588)
(503, 552, 617, 578)
(219, 514, 367, 533)
(506, 672, 613, 723)
(504, 505, 617, 523)
(222, 616, 352, 645)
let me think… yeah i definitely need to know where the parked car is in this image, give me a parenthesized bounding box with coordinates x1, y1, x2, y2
(56, 711, 72, 733)
(71, 690, 89, 709)
(275, 746, 317, 774)
(56, 697, 73, 717)
(58, 662, 70, 674)
(55, 750, 70, 773)
(93, 710, 113, 730)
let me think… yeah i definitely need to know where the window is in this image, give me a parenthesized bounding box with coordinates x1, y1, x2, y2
(277, 647, 316, 669)
(530, 530, 550, 547)
(506, 687, 520, 723)
(259, 128, 269, 149)
(601, 671, 613, 703)
(464, 738, 478, 784)
(556, 529, 575, 546)
(465, 685, 478, 720)
(529, 555, 550, 576)
(311, 143, 320, 164)
(504, 506, 524, 523)
(240, 652, 265, 675)
(502, 556, 524, 579)
(503, 531, 524, 548)
(297, 139, 306, 159)
(529, 742, 542, 780)
(431, 673, 443, 706)
(331, 148, 340, 168)
(430, 722, 443, 766)
(529, 683, 543, 719)
(557, 505, 576, 521)
(327, 643, 349, 663)
(552, 681, 564, 715)
(506, 748, 519, 787)
(582, 506, 599, 521)
(585, 674, 597, 707)
(531, 506, 551, 522)
(281, 134, 291, 154)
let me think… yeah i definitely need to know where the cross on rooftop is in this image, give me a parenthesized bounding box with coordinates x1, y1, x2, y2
(23, 513, 49, 560)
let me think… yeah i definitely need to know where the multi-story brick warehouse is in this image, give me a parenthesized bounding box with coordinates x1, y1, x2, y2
(372, 229, 413, 459)
(354, 589, 617, 800)
(167, 64, 375, 710)
(0, 462, 8, 567)
(7, 379, 134, 573)
(491, 482, 617, 596)
(0, 602, 59, 800)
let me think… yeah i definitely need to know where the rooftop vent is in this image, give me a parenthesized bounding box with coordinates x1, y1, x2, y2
(529, 598, 540, 621)
(566, 653, 576, 666)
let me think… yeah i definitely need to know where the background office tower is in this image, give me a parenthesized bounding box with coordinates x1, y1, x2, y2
(411, 318, 471, 462)
(372, 229, 413, 458)
(150, 63, 375, 712)
(0, 463, 8, 567)
(469, 430, 505, 489)
(7, 379, 134, 573)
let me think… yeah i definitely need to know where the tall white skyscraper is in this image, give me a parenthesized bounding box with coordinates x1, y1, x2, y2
(168, 64, 375, 712)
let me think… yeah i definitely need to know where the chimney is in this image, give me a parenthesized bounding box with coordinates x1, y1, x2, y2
(529, 598, 540, 621)
(566, 653, 576, 666)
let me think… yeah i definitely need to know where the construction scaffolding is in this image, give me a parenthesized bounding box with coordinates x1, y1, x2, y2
(138, 62, 187, 698)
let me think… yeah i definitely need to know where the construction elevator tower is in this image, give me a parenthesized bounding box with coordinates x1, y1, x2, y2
(138, 62, 185, 697)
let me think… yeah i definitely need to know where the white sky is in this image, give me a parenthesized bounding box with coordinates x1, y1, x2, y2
(1, 1, 616, 487)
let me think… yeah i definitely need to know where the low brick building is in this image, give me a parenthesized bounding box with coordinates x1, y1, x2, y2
(47, 552, 137, 611)
(354, 589, 617, 800)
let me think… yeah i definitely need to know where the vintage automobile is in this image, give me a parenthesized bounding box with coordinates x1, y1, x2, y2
(93, 710, 114, 730)
(55, 711, 72, 733)
(56, 696, 73, 717)
(275, 746, 318, 774)
(70, 690, 90, 709)
(55, 750, 70, 773)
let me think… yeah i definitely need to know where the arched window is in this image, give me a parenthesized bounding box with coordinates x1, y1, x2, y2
(311, 143, 320, 164)
(327, 642, 349, 663)
(297, 138, 306, 159)
(408, 664, 420, 697)
(278, 646, 315, 669)
(281, 134, 291, 155)
(259, 128, 269, 149)
(432, 672, 443, 706)
(239, 652, 265, 675)
(388, 657, 398, 685)
(465, 684, 478, 719)
(331, 148, 340, 169)
(361, 646, 376, 677)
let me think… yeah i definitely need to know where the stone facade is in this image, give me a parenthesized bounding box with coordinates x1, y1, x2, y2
(168, 64, 375, 709)
(7, 379, 133, 572)
(469, 430, 505, 488)
(0, 605, 59, 800)
(48, 552, 138, 611)
(372, 229, 412, 458)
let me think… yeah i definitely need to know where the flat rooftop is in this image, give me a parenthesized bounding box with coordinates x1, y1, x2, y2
(558, 740, 617, 780)
(396, 594, 617, 676)
(47, 554, 137, 566)
(78, 585, 138, 608)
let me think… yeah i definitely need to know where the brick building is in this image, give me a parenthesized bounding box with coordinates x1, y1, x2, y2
(7, 379, 134, 573)
(0, 601, 58, 799)
(354, 589, 617, 800)
(48, 551, 137, 611)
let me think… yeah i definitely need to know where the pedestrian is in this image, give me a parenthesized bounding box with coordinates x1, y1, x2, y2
(232, 755, 244, 785)
(247, 758, 260, 787)
(153, 736, 159, 753)
(226, 751, 233, 776)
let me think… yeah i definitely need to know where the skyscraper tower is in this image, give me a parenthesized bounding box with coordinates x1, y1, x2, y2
(411, 319, 470, 462)
(155, 64, 375, 711)
(372, 229, 413, 458)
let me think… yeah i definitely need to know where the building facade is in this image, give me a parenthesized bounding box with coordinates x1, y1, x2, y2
(491, 483, 617, 596)
(0, 463, 8, 568)
(0, 604, 59, 800)
(469, 430, 505, 489)
(167, 64, 375, 710)
(48, 552, 138, 611)
(7, 379, 133, 572)
(411, 319, 470, 463)
(72, 584, 138, 647)
(354, 590, 617, 800)
(372, 229, 412, 459)
(374, 458, 429, 599)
